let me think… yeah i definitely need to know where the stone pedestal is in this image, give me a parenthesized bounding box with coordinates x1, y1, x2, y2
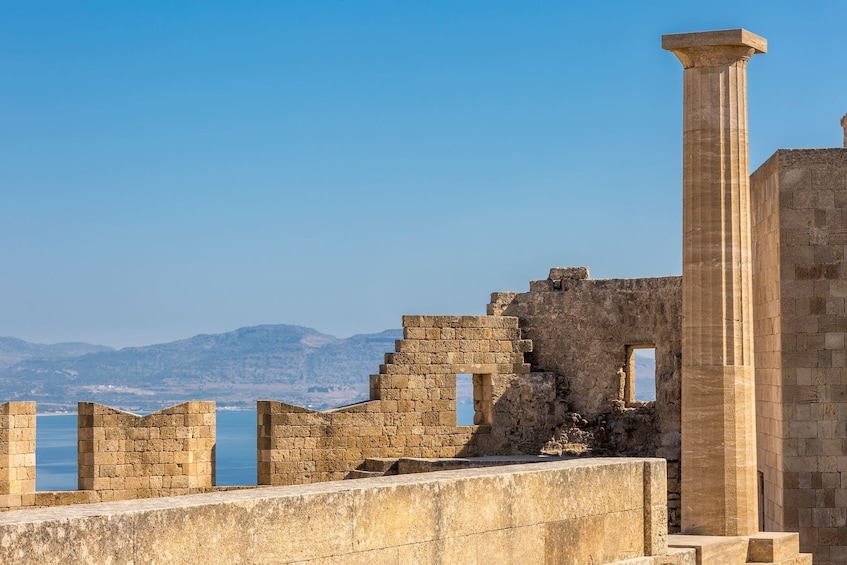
(663, 29, 766, 537)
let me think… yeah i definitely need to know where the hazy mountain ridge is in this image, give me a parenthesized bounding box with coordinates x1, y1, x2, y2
(0, 337, 114, 370)
(634, 353, 657, 402)
(0, 326, 401, 413)
(0, 329, 658, 412)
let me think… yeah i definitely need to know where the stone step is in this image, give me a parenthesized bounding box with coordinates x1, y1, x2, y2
(668, 533, 810, 565)
(345, 470, 383, 480)
(668, 534, 748, 565)
(667, 547, 698, 565)
(745, 557, 812, 565)
(363, 458, 399, 474)
(607, 547, 697, 564)
(746, 532, 800, 563)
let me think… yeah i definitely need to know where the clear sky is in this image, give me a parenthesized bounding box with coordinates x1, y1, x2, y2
(2, 1, 845, 348)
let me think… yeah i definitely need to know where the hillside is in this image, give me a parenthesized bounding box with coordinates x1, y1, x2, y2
(0, 337, 114, 370)
(0, 326, 400, 413)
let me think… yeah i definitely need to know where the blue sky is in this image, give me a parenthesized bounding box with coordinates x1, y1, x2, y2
(2, 1, 845, 348)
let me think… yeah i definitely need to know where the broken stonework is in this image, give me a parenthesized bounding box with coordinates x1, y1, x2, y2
(489, 271, 682, 530)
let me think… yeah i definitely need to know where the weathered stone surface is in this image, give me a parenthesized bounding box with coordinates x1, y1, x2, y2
(751, 148, 847, 562)
(548, 266, 589, 281)
(490, 274, 682, 529)
(0, 459, 668, 564)
(0, 402, 35, 505)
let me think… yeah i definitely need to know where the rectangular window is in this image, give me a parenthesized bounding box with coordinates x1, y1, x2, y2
(624, 345, 657, 403)
(456, 373, 474, 425)
(456, 373, 493, 426)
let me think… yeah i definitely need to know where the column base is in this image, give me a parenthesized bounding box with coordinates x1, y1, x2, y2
(668, 532, 812, 564)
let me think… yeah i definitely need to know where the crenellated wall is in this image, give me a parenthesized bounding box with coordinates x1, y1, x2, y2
(78, 402, 216, 501)
(0, 401, 221, 512)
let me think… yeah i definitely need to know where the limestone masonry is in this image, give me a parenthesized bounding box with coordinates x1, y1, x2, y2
(664, 28, 764, 538)
(0, 27, 842, 564)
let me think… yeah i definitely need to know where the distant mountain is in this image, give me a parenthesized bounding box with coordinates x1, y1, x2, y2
(634, 352, 657, 402)
(0, 326, 401, 413)
(0, 337, 114, 370)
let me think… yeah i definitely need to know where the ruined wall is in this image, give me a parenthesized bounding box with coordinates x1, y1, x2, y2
(489, 268, 683, 529)
(752, 148, 847, 564)
(78, 402, 216, 501)
(259, 315, 541, 485)
(0, 402, 35, 509)
(488, 269, 681, 419)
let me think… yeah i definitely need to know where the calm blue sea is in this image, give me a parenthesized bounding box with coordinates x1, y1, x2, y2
(36, 403, 477, 491)
(36, 411, 258, 491)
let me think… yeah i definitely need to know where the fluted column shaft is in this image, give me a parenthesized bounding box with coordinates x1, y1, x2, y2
(663, 29, 766, 537)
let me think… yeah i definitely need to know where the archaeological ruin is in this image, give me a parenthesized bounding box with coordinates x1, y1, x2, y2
(0, 27, 844, 564)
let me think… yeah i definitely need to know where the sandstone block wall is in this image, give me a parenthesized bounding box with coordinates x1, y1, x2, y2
(78, 401, 216, 501)
(751, 151, 785, 532)
(258, 314, 539, 486)
(489, 270, 682, 527)
(0, 458, 673, 565)
(752, 148, 847, 564)
(0, 402, 36, 509)
(488, 270, 681, 422)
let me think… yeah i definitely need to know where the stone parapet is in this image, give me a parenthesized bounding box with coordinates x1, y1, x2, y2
(0, 458, 672, 565)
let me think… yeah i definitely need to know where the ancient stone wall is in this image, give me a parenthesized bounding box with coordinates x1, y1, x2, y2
(0, 458, 681, 565)
(752, 148, 847, 564)
(0, 402, 35, 509)
(258, 315, 537, 485)
(751, 151, 786, 532)
(488, 268, 683, 529)
(78, 401, 216, 501)
(488, 269, 681, 420)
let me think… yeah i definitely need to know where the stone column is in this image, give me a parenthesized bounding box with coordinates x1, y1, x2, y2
(663, 29, 766, 537)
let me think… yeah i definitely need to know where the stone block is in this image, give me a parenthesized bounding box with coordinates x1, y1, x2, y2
(667, 535, 748, 565)
(747, 532, 801, 562)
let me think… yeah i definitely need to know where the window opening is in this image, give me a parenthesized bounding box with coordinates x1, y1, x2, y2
(624, 345, 657, 403)
(456, 374, 474, 425)
(456, 373, 493, 426)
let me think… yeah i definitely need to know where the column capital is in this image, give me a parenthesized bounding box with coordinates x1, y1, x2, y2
(662, 29, 766, 68)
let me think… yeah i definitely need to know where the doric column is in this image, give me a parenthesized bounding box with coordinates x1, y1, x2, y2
(663, 29, 766, 536)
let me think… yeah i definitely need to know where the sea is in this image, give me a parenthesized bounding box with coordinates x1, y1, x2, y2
(35, 403, 477, 491)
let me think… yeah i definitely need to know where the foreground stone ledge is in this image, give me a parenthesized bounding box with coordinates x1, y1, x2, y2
(0, 458, 668, 565)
